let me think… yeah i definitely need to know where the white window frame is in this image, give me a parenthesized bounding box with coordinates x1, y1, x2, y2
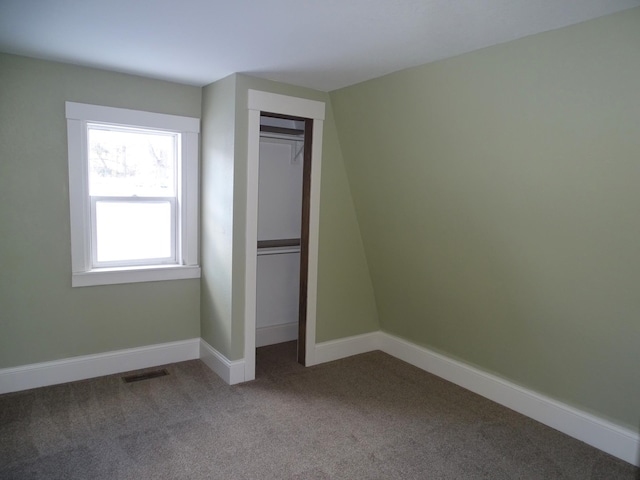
(66, 102, 200, 287)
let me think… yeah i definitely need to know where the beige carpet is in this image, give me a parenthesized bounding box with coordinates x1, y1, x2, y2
(0, 341, 637, 479)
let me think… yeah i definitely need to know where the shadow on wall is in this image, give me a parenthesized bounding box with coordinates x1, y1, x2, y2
(200, 267, 233, 358)
(636, 421, 640, 477)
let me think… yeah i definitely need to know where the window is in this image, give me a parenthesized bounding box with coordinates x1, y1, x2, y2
(66, 102, 200, 287)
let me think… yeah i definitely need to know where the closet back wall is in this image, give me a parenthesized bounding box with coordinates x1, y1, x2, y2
(329, 8, 640, 430)
(256, 133, 304, 347)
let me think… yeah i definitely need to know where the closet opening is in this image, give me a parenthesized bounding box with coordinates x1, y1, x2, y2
(255, 112, 313, 368)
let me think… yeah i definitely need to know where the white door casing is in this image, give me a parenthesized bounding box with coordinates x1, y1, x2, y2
(245, 90, 325, 381)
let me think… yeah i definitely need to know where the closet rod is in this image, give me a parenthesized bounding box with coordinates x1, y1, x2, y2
(260, 125, 304, 136)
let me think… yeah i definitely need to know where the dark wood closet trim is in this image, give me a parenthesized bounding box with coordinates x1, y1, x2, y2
(261, 112, 307, 122)
(297, 117, 313, 366)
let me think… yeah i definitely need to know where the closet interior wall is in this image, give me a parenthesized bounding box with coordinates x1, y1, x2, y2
(255, 115, 305, 349)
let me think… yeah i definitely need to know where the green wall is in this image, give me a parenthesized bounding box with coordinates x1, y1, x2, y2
(0, 53, 378, 369)
(330, 8, 640, 430)
(200, 74, 379, 360)
(8, 8, 634, 434)
(0, 54, 202, 368)
(200, 74, 237, 358)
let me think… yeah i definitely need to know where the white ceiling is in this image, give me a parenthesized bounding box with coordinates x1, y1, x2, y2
(1, 0, 638, 92)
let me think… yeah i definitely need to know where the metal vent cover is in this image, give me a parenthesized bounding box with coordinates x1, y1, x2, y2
(122, 369, 169, 383)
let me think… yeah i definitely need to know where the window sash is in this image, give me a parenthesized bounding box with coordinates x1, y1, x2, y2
(90, 196, 177, 268)
(86, 123, 179, 198)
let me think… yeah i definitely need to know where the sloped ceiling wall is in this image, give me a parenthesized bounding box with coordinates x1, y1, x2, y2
(330, 8, 640, 430)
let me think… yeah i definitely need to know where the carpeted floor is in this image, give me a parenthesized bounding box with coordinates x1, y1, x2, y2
(0, 341, 637, 479)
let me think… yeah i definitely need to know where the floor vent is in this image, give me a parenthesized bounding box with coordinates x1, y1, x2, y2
(122, 369, 169, 383)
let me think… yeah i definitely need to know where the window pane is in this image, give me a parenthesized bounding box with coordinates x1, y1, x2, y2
(88, 126, 177, 197)
(95, 201, 173, 263)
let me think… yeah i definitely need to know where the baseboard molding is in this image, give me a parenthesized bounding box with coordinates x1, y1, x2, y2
(314, 331, 381, 365)
(314, 330, 639, 466)
(2, 332, 637, 466)
(0, 338, 200, 395)
(199, 339, 245, 385)
(256, 322, 297, 348)
(378, 332, 640, 467)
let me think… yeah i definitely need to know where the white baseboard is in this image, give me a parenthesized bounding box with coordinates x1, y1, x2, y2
(2, 332, 637, 466)
(314, 331, 639, 467)
(0, 338, 200, 394)
(256, 322, 298, 348)
(314, 331, 381, 365)
(199, 339, 245, 385)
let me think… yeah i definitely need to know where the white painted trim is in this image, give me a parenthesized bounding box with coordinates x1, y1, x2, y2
(0, 338, 200, 394)
(314, 332, 382, 365)
(378, 332, 640, 467)
(72, 265, 201, 287)
(303, 119, 323, 367)
(245, 90, 326, 379)
(256, 323, 298, 348)
(181, 130, 200, 266)
(314, 330, 639, 466)
(65, 102, 200, 132)
(199, 339, 245, 385)
(248, 90, 325, 121)
(67, 117, 91, 274)
(2, 330, 636, 465)
(65, 101, 200, 287)
(244, 107, 260, 382)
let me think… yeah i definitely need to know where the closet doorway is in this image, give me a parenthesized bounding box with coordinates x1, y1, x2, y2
(245, 90, 325, 382)
(256, 113, 310, 365)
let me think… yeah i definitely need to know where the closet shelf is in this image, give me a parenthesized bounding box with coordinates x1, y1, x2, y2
(257, 238, 300, 249)
(257, 238, 301, 256)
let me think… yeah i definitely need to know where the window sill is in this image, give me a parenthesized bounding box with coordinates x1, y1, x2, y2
(72, 265, 201, 287)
